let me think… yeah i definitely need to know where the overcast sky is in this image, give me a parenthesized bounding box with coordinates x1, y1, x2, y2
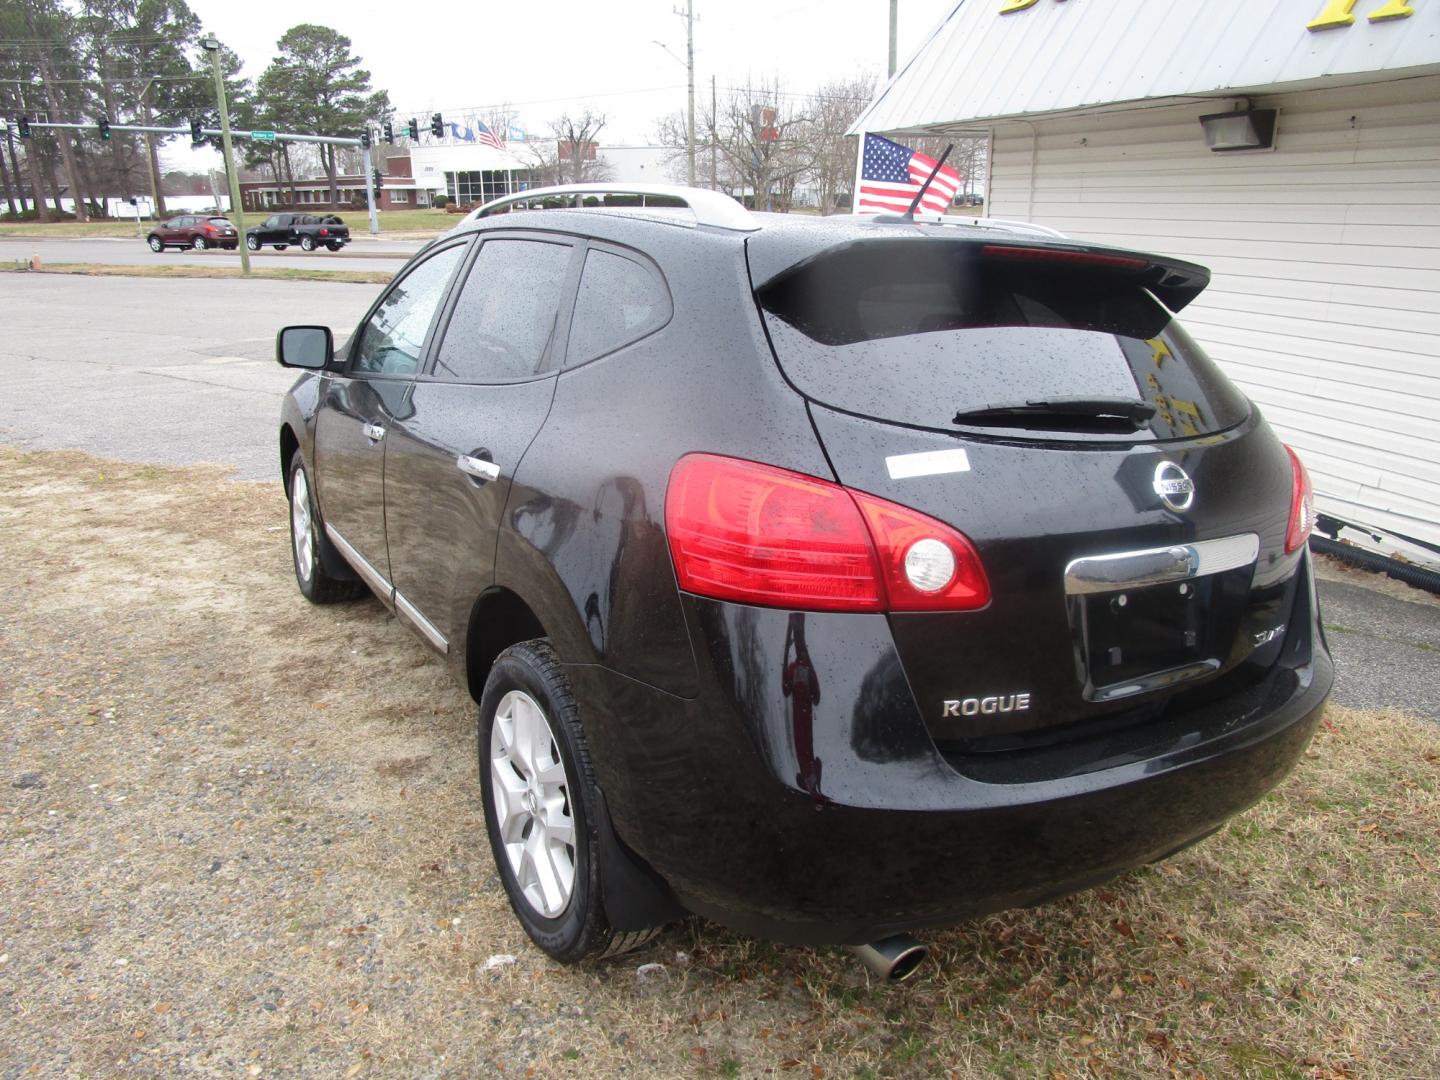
(168, 0, 956, 170)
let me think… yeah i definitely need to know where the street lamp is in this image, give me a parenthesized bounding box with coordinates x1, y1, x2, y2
(202, 35, 249, 274)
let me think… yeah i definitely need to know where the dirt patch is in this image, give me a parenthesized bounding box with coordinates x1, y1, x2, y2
(1, 447, 1436, 1079)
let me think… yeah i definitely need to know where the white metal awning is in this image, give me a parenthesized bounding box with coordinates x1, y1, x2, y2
(851, 0, 1440, 135)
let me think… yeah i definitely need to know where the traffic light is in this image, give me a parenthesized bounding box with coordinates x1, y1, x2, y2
(406, 117, 419, 140)
(17, 116, 31, 139)
(360, 130, 371, 149)
(382, 121, 394, 143)
(98, 117, 111, 141)
(190, 118, 203, 144)
(430, 112, 444, 138)
(373, 169, 384, 190)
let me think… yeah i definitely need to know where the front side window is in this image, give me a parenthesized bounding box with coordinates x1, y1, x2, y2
(431, 239, 573, 382)
(565, 248, 671, 367)
(351, 244, 466, 377)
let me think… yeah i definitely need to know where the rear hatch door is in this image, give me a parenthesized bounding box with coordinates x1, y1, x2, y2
(751, 232, 1303, 750)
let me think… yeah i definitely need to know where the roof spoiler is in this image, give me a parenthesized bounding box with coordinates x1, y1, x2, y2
(973, 240, 1211, 313)
(757, 233, 1211, 314)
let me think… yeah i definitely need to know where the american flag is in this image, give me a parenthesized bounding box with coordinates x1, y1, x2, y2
(857, 133, 961, 215)
(475, 120, 505, 151)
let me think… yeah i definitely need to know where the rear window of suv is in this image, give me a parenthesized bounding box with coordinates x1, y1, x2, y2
(756, 240, 1249, 442)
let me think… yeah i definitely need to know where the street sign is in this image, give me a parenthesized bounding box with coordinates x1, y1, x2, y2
(251, 130, 276, 142)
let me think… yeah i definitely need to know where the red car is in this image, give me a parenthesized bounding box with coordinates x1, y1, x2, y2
(146, 215, 239, 252)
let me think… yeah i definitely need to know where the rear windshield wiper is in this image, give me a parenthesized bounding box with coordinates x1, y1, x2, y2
(953, 396, 1156, 431)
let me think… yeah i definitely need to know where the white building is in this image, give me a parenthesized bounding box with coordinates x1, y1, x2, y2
(853, 0, 1440, 562)
(407, 140, 683, 204)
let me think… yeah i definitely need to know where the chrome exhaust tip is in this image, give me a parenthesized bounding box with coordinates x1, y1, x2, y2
(847, 933, 928, 983)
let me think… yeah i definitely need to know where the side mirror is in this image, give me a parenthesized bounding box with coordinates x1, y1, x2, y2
(276, 325, 333, 369)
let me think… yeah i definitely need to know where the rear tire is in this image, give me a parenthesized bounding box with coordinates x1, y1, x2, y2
(192, 236, 208, 250)
(275, 244, 288, 251)
(479, 640, 661, 963)
(300, 235, 316, 252)
(246, 235, 260, 251)
(287, 453, 364, 604)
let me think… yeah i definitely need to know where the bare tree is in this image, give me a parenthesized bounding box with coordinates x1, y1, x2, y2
(806, 74, 877, 214)
(534, 110, 610, 186)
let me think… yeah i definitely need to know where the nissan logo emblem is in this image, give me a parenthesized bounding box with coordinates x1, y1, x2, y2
(1153, 461, 1195, 512)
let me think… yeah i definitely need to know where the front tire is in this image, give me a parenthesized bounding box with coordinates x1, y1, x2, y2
(300, 235, 316, 252)
(479, 641, 660, 963)
(147, 236, 164, 252)
(287, 453, 364, 604)
(326, 241, 342, 251)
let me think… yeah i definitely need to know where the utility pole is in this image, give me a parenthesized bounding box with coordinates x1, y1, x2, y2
(675, 1, 696, 186)
(202, 36, 249, 275)
(710, 74, 718, 191)
(137, 78, 164, 221)
(889, 0, 899, 78)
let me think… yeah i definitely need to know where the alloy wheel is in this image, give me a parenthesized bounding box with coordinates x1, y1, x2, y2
(192, 236, 207, 250)
(246, 235, 259, 250)
(490, 690, 576, 918)
(290, 468, 314, 582)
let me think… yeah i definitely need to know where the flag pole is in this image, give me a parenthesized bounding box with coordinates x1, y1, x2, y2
(852, 130, 867, 215)
(904, 142, 955, 219)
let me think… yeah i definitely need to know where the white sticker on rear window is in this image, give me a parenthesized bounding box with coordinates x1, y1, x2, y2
(885, 448, 972, 480)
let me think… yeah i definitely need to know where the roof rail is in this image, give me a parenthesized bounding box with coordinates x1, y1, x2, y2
(463, 183, 759, 232)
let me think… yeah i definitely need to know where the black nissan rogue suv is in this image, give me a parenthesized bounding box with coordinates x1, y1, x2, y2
(275, 185, 1332, 971)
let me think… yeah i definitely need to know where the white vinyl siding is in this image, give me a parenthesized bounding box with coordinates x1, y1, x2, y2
(985, 76, 1440, 548)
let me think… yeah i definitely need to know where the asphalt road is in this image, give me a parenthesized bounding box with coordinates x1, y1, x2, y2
(0, 234, 424, 274)
(2, 272, 1436, 721)
(0, 273, 376, 481)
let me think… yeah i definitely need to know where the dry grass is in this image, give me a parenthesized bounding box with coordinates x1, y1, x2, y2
(0, 447, 1435, 1079)
(1, 263, 394, 285)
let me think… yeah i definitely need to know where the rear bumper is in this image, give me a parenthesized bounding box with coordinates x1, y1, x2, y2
(567, 553, 1332, 945)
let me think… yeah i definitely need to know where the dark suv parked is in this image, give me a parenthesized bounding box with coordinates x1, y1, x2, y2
(276, 185, 1332, 975)
(146, 214, 238, 251)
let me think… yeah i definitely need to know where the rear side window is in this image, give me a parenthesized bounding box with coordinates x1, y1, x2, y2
(565, 248, 671, 367)
(431, 238, 572, 382)
(758, 241, 1249, 441)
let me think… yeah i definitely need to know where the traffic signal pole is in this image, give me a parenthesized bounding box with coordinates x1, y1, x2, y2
(203, 37, 249, 275)
(361, 143, 379, 237)
(12, 119, 381, 238)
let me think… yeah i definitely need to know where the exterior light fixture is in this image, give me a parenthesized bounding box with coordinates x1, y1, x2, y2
(1199, 106, 1277, 152)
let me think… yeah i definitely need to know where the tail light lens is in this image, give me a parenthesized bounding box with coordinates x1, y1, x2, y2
(665, 454, 990, 613)
(319, 227, 329, 236)
(1284, 445, 1315, 554)
(204, 225, 216, 235)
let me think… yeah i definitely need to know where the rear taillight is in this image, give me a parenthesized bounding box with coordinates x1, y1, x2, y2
(665, 454, 990, 613)
(319, 227, 328, 236)
(204, 225, 216, 235)
(1284, 445, 1315, 554)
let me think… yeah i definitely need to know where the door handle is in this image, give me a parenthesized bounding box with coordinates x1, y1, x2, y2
(456, 454, 501, 482)
(362, 423, 385, 442)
